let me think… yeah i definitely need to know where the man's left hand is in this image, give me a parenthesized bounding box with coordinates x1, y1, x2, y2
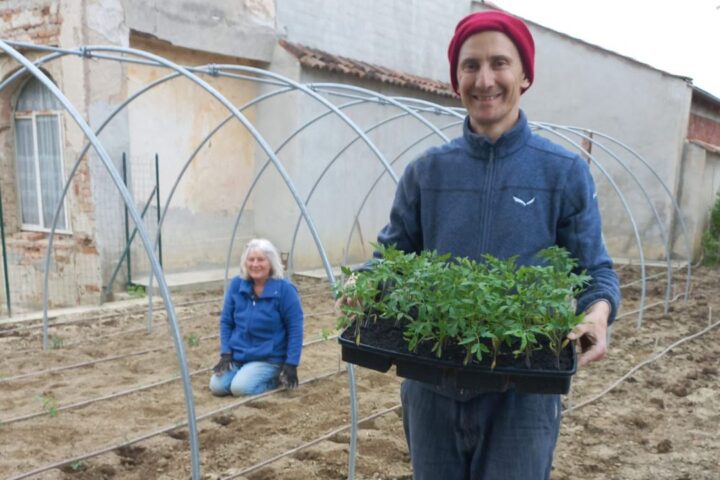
(567, 300, 610, 367)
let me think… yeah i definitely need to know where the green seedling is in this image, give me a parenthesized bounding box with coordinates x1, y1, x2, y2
(49, 335, 64, 349)
(36, 394, 59, 417)
(319, 327, 334, 341)
(70, 460, 86, 472)
(701, 192, 720, 265)
(337, 244, 591, 369)
(127, 284, 146, 298)
(185, 334, 200, 348)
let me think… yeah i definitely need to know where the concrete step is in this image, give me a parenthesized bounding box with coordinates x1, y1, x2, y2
(131, 268, 237, 294)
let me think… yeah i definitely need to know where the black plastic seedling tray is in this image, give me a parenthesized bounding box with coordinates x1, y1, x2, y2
(339, 323, 577, 395)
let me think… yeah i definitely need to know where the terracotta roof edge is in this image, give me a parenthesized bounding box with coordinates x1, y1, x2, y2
(279, 40, 455, 98)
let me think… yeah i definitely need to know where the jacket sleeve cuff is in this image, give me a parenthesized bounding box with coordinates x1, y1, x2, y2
(577, 294, 618, 325)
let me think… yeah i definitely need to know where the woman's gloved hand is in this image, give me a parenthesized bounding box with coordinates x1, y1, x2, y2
(279, 364, 298, 389)
(213, 353, 233, 375)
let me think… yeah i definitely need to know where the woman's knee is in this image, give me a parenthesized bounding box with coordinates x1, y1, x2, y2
(209, 374, 231, 396)
(230, 376, 273, 396)
(230, 363, 279, 396)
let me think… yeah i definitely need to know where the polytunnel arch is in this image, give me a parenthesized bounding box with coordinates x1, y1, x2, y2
(562, 125, 693, 303)
(0, 40, 203, 479)
(340, 118, 466, 268)
(0, 39, 695, 480)
(530, 123, 649, 328)
(538, 124, 690, 313)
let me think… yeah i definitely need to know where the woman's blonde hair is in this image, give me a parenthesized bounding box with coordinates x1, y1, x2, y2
(240, 238, 285, 280)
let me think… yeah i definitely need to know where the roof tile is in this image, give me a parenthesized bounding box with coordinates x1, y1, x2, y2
(280, 40, 455, 98)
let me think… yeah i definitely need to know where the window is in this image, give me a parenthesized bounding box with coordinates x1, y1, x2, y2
(14, 77, 68, 232)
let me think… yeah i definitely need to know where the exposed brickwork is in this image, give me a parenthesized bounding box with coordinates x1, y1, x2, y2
(688, 113, 720, 148)
(0, 17, 102, 309)
(0, 1, 62, 44)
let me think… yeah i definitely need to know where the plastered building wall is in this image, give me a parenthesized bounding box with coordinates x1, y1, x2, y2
(253, 43, 462, 270)
(677, 143, 720, 258)
(275, 0, 700, 265)
(276, 0, 467, 83)
(0, 0, 275, 307)
(2, 0, 717, 310)
(125, 36, 262, 276)
(519, 24, 693, 262)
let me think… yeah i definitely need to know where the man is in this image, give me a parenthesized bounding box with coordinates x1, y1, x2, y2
(372, 10, 621, 480)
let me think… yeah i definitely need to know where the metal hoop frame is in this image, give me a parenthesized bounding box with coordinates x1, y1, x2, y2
(0, 39, 693, 480)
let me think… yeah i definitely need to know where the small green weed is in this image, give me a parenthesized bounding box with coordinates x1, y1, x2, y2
(127, 284, 146, 298)
(36, 394, 59, 417)
(49, 335, 64, 349)
(702, 192, 720, 266)
(319, 327, 335, 341)
(185, 334, 200, 348)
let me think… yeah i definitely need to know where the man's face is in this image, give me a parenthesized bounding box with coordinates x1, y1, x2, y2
(456, 31, 529, 141)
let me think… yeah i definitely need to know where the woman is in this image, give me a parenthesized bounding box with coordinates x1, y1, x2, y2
(209, 238, 303, 396)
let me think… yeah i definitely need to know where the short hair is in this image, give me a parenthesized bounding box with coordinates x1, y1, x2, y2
(240, 238, 285, 280)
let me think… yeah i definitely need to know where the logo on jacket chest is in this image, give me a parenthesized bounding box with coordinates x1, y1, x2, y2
(512, 195, 536, 207)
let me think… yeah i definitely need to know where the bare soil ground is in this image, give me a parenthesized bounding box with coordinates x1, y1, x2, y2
(0, 265, 718, 480)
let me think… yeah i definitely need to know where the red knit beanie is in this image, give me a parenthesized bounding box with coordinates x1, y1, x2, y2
(448, 10, 535, 94)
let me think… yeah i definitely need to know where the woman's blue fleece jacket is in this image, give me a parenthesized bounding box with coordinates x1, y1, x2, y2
(377, 111, 621, 323)
(219, 277, 304, 366)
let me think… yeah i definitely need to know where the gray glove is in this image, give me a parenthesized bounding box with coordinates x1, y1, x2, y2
(213, 353, 233, 375)
(279, 364, 298, 389)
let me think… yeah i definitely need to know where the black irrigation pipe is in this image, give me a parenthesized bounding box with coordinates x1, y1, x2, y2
(5, 291, 704, 478)
(6, 311, 206, 356)
(1, 365, 213, 425)
(12, 306, 336, 354)
(6, 306, 219, 353)
(0, 270, 333, 335)
(225, 303, 720, 480)
(0, 333, 338, 425)
(222, 404, 403, 480)
(228, 293, 712, 479)
(0, 269, 685, 385)
(1, 257, 694, 385)
(5, 368, 345, 480)
(0, 296, 217, 335)
(0, 297, 333, 337)
(0, 321, 338, 384)
(564, 306, 717, 415)
(3, 306, 337, 359)
(0, 346, 169, 384)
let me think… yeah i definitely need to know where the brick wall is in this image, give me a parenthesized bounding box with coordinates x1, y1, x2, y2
(688, 114, 720, 148)
(0, 2, 105, 310)
(0, 0, 62, 44)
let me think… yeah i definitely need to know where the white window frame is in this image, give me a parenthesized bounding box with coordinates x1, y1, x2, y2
(14, 109, 71, 234)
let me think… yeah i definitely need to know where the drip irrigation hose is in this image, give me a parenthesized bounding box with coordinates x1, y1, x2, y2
(6, 292, 710, 479)
(222, 404, 403, 480)
(565, 306, 717, 415)
(1, 333, 338, 425)
(4, 369, 344, 480)
(0, 328, 337, 385)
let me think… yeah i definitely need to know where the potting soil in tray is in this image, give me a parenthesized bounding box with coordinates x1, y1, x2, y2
(339, 318, 577, 394)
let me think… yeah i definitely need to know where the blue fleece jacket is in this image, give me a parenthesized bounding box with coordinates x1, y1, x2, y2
(219, 277, 304, 366)
(377, 111, 620, 323)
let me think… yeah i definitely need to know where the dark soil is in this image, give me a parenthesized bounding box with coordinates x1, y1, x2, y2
(341, 317, 575, 372)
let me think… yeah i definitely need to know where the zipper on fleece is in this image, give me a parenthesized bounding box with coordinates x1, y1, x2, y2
(480, 148, 495, 253)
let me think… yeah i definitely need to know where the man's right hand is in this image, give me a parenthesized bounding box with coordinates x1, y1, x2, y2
(213, 353, 233, 375)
